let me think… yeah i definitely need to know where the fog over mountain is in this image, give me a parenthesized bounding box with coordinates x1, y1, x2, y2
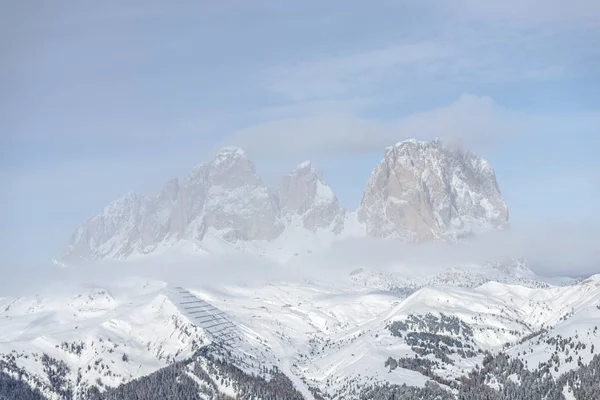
(3, 142, 599, 400)
(61, 139, 510, 263)
(2, 1, 599, 399)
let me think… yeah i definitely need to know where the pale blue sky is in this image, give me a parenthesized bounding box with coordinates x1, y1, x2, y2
(1, 0, 599, 267)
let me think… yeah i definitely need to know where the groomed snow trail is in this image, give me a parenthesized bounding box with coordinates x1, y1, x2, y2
(163, 286, 239, 348)
(164, 286, 315, 399)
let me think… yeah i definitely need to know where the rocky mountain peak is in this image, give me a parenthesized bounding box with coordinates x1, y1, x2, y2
(204, 146, 263, 189)
(358, 139, 508, 242)
(61, 140, 509, 261)
(62, 147, 285, 261)
(62, 191, 151, 260)
(196, 147, 283, 242)
(295, 160, 314, 170)
(213, 146, 246, 162)
(279, 161, 345, 233)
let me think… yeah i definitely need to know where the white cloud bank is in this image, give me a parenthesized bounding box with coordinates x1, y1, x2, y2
(224, 94, 523, 157)
(2, 221, 598, 297)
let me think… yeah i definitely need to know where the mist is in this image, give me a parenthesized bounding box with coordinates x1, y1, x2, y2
(1, 220, 598, 298)
(305, 222, 600, 278)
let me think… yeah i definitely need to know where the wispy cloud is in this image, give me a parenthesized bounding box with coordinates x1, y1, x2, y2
(224, 94, 524, 156)
(3, 221, 598, 297)
(2, 0, 599, 268)
(267, 42, 454, 101)
(258, 0, 600, 108)
(263, 27, 594, 105)
(310, 222, 600, 278)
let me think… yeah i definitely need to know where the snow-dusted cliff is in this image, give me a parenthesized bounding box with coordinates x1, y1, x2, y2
(62, 139, 509, 261)
(358, 139, 508, 241)
(279, 161, 345, 234)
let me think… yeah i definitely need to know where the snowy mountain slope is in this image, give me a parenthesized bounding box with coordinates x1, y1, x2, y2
(193, 275, 598, 399)
(61, 139, 508, 263)
(0, 281, 210, 398)
(358, 139, 508, 242)
(171, 277, 598, 395)
(0, 279, 311, 399)
(503, 274, 600, 377)
(282, 276, 600, 398)
(90, 346, 307, 400)
(347, 259, 552, 292)
(117, 217, 359, 264)
(1, 273, 599, 399)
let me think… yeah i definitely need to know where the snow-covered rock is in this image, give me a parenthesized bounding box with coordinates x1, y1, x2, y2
(357, 139, 508, 242)
(62, 192, 154, 260)
(62, 147, 285, 261)
(62, 140, 509, 261)
(179, 147, 284, 243)
(279, 161, 345, 233)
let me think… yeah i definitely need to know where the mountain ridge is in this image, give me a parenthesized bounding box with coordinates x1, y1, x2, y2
(62, 139, 509, 262)
(1, 271, 598, 399)
(358, 139, 508, 241)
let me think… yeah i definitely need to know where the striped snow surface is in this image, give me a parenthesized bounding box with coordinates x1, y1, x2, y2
(164, 286, 239, 348)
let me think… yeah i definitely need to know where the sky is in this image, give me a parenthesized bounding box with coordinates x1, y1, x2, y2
(1, 0, 599, 269)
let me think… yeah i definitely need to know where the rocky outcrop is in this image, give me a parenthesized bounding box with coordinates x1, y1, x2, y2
(62, 140, 509, 261)
(183, 147, 284, 242)
(278, 161, 345, 233)
(62, 147, 284, 260)
(357, 139, 508, 242)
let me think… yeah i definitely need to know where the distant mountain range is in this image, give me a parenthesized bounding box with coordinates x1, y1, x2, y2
(61, 139, 508, 261)
(1, 271, 598, 399)
(5, 139, 600, 400)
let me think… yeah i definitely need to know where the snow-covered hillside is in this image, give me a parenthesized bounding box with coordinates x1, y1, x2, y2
(4, 138, 598, 399)
(1, 269, 598, 399)
(0, 281, 206, 399)
(0, 279, 285, 399)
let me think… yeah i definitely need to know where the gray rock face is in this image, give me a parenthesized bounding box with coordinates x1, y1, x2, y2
(278, 161, 345, 233)
(62, 147, 284, 260)
(62, 181, 183, 260)
(183, 147, 284, 242)
(63, 192, 151, 260)
(62, 140, 509, 261)
(357, 139, 508, 242)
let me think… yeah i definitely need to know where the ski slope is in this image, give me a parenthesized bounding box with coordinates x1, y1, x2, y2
(1, 273, 599, 398)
